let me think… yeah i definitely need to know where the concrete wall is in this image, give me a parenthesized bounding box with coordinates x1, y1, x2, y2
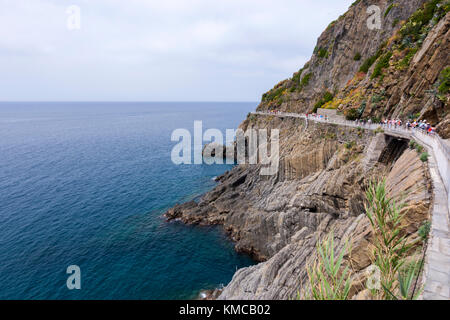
(413, 132, 450, 217)
(435, 138, 450, 213)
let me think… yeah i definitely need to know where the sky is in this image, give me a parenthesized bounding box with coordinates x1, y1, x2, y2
(0, 0, 355, 102)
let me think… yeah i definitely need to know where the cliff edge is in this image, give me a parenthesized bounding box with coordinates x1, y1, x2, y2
(165, 0, 449, 299)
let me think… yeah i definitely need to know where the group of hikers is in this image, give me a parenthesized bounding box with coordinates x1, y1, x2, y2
(267, 110, 436, 136)
(352, 118, 436, 135)
(405, 120, 436, 135)
(381, 119, 403, 127)
(380, 119, 436, 135)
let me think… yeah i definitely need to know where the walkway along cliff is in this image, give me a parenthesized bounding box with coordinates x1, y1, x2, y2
(165, 0, 449, 299)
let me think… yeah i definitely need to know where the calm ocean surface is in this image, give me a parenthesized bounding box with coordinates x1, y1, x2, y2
(0, 102, 256, 299)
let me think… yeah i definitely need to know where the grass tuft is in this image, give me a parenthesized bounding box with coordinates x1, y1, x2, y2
(306, 232, 352, 300)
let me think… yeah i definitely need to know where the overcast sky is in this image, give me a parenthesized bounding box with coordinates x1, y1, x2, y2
(0, 0, 355, 102)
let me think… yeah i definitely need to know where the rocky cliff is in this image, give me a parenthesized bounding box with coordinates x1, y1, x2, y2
(167, 115, 431, 299)
(165, 0, 447, 299)
(257, 0, 449, 138)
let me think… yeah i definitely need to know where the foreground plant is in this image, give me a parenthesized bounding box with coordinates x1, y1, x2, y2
(307, 232, 352, 300)
(383, 258, 423, 300)
(365, 179, 422, 299)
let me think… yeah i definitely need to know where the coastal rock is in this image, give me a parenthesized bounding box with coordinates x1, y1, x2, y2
(217, 129, 431, 300)
(164, 0, 442, 300)
(256, 0, 449, 134)
(165, 115, 431, 299)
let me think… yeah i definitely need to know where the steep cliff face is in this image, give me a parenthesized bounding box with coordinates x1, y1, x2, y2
(166, 115, 431, 299)
(257, 0, 449, 138)
(165, 0, 445, 300)
(218, 139, 430, 300)
(167, 117, 377, 260)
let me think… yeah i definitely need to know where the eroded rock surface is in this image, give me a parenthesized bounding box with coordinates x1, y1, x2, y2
(165, 0, 446, 299)
(256, 0, 449, 137)
(166, 117, 432, 299)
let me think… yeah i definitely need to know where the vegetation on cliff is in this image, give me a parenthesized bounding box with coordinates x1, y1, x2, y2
(257, 0, 449, 136)
(172, 0, 444, 301)
(364, 180, 422, 300)
(306, 233, 352, 300)
(313, 91, 334, 112)
(305, 178, 427, 300)
(438, 67, 450, 95)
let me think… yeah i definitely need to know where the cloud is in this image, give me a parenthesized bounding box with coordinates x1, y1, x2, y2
(0, 0, 355, 101)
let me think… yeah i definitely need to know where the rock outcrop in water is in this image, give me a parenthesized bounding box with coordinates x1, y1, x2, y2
(165, 0, 448, 299)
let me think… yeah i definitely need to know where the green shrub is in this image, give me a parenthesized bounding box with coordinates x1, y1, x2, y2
(399, 0, 446, 45)
(357, 101, 367, 117)
(371, 93, 385, 104)
(418, 221, 431, 241)
(359, 56, 377, 73)
(420, 152, 429, 162)
(398, 48, 419, 69)
(415, 144, 424, 153)
(292, 68, 304, 84)
(409, 140, 417, 149)
(300, 73, 312, 88)
(313, 91, 334, 112)
(438, 67, 450, 94)
(359, 47, 383, 73)
(345, 108, 359, 120)
(345, 141, 356, 149)
(317, 47, 329, 59)
(247, 113, 257, 122)
(371, 51, 393, 79)
(422, 0, 444, 23)
(384, 3, 395, 17)
(323, 91, 334, 102)
(262, 86, 285, 102)
(354, 52, 362, 61)
(306, 232, 352, 300)
(443, 1, 450, 14)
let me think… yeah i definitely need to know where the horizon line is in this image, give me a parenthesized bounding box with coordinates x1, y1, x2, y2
(0, 100, 260, 104)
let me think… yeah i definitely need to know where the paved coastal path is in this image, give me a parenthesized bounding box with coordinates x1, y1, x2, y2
(252, 111, 450, 300)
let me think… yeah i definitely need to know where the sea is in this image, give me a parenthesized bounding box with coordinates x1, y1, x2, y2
(0, 102, 256, 299)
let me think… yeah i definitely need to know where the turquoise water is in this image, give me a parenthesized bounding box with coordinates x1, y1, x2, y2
(0, 102, 256, 299)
